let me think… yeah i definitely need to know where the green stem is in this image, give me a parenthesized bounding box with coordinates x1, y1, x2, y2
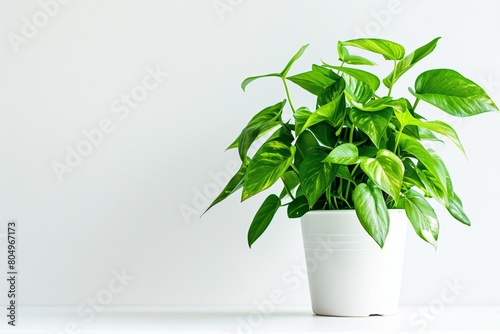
(282, 78, 296, 114)
(281, 177, 295, 201)
(351, 163, 360, 176)
(349, 124, 354, 143)
(412, 98, 420, 111)
(291, 163, 300, 176)
(279, 120, 292, 135)
(337, 195, 352, 209)
(336, 62, 345, 75)
(326, 185, 334, 209)
(394, 126, 404, 153)
(344, 182, 352, 205)
(387, 60, 397, 97)
(333, 196, 339, 210)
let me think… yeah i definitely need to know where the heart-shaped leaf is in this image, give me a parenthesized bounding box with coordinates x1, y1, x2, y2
(410, 69, 498, 116)
(349, 107, 392, 147)
(343, 75, 374, 104)
(353, 181, 390, 248)
(361, 149, 404, 201)
(300, 150, 339, 207)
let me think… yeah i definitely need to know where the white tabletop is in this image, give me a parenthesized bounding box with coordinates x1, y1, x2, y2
(1, 306, 499, 334)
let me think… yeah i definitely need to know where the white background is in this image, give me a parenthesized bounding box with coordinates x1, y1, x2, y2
(0, 0, 499, 310)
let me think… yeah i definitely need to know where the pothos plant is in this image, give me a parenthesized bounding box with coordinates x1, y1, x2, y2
(205, 37, 498, 249)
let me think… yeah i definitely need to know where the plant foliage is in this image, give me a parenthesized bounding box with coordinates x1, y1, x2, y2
(206, 38, 498, 249)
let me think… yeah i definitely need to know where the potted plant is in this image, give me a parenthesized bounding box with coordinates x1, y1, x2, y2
(204, 37, 498, 316)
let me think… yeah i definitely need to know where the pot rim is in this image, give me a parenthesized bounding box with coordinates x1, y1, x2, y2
(302, 209, 405, 215)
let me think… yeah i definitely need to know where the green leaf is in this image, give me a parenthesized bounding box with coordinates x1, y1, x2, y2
(341, 38, 405, 61)
(323, 143, 363, 165)
(294, 130, 319, 168)
(236, 101, 285, 160)
(349, 107, 392, 147)
(203, 161, 247, 214)
(227, 121, 280, 151)
(300, 150, 339, 207)
(402, 159, 427, 193)
(287, 65, 339, 95)
(338, 41, 376, 65)
(384, 37, 440, 88)
(398, 134, 447, 191)
(410, 69, 499, 116)
(447, 192, 471, 226)
(352, 97, 407, 114)
(353, 181, 390, 248)
(309, 122, 338, 148)
(323, 65, 380, 91)
(280, 44, 310, 77)
(241, 73, 281, 91)
(361, 149, 404, 201)
(426, 150, 470, 226)
(415, 166, 448, 206)
(343, 75, 374, 104)
(296, 78, 347, 135)
(316, 77, 346, 107)
(241, 44, 309, 91)
(338, 42, 349, 61)
(287, 195, 310, 218)
(418, 127, 444, 143)
(404, 189, 439, 249)
(248, 194, 281, 248)
(242, 138, 295, 201)
(426, 149, 454, 206)
(395, 109, 465, 155)
(301, 92, 346, 134)
(266, 125, 294, 144)
(419, 120, 465, 154)
(344, 55, 377, 66)
(354, 96, 391, 111)
(293, 107, 312, 135)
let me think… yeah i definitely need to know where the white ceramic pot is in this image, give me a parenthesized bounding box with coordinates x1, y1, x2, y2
(300, 210, 407, 317)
